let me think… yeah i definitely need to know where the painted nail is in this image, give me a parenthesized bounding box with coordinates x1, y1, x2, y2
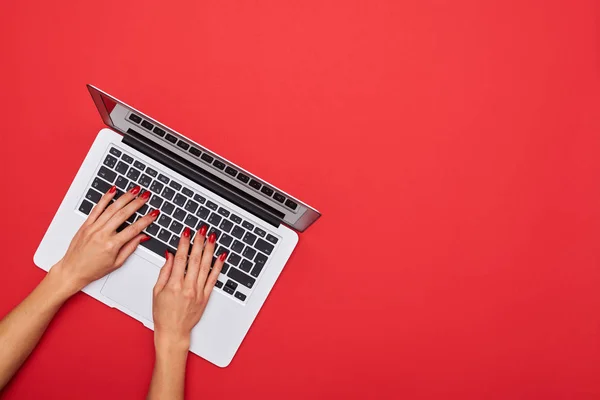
(140, 235, 151, 243)
(199, 224, 207, 236)
(130, 185, 141, 195)
(141, 191, 151, 200)
(219, 252, 228, 262)
(164, 250, 169, 259)
(183, 227, 190, 238)
(208, 233, 216, 243)
(109, 185, 116, 194)
(150, 209, 160, 218)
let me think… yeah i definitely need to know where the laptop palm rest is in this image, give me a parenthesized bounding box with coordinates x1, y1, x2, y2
(100, 254, 159, 321)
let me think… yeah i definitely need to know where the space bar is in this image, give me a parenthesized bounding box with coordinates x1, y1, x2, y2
(139, 237, 176, 259)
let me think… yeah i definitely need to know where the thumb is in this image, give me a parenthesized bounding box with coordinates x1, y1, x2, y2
(114, 234, 149, 267)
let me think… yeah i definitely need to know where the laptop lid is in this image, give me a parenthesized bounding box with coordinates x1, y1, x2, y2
(87, 84, 320, 232)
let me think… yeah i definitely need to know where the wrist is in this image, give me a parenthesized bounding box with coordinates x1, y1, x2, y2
(46, 261, 84, 299)
(154, 331, 190, 356)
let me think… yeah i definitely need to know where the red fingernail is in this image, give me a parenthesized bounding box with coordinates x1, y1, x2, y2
(141, 191, 151, 200)
(130, 185, 141, 195)
(199, 224, 207, 236)
(109, 185, 116, 194)
(150, 209, 160, 218)
(183, 227, 190, 238)
(208, 233, 216, 243)
(164, 250, 169, 259)
(219, 252, 227, 262)
(140, 235, 151, 243)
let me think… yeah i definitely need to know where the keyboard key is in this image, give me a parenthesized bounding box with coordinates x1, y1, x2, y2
(236, 173, 249, 183)
(230, 214, 242, 224)
(266, 234, 279, 244)
(173, 208, 186, 221)
(134, 160, 146, 170)
(115, 176, 128, 190)
(251, 253, 268, 277)
(146, 167, 158, 177)
(79, 200, 93, 215)
(206, 201, 218, 211)
(285, 199, 298, 210)
(234, 292, 246, 301)
(217, 207, 230, 218)
(98, 166, 117, 183)
(219, 233, 233, 247)
(189, 147, 201, 157)
(182, 187, 193, 197)
(231, 225, 244, 239)
(215, 247, 228, 257)
(228, 268, 255, 289)
(153, 127, 166, 137)
(207, 227, 221, 240)
(215, 280, 223, 288)
(261, 186, 274, 196)
(227, 253, 241, 266)
(139, 204, 149, 214)
(242, 247, 256, 260)
(146, 223, 160, 236)
(184, 214, 198, 228)
(92, 177, 111, 194)
(109, 147, 122, 157)
(165, 134, 178, 143)
(231, 240, 244, 254)
(193, 194, 205, 204)
(126, 168, 141, 181)
(117, 222, 130, 233)
(158, 174, 170, 184)
(242, 232, 257, 246)
(114, 189, 124, 199)
(196, 221, 208, 232)
(161, 202, 175, 215)
(226, 279, 238, 290)
(221, 263, 229, 274)
(184, 199, 198, 213)
(158, 228, 171, 242)
(126, 181, 136, 192)
(253, 227, 266, 237)
(223, 284, 235, 295)
(127, 214, 135, 224)
(150, 180, 164, 193)
(169, 181, 182, 191)
(141, 120, 154, 131)
(219, 219, 233, 233)
(139, 174, 152, 188)
(157, 215, 172, 228)
(225, 166, 237, 177)
(169, 235, 180, 248)
(208, 212, 222, 226)
(249, 179, 261, 190)
(255, 238, 275, 255)
(103, 154, 117, 168)
(197, 206, 210, 219)
(128, 114, 141, 123)
(273, 193, 285, 203)
(213, 160, 225, 170)
(170, 221, 184, 234)
(173, 193, 186, 206)
(177, 140, 190, 150)
(149, 196, 163, 208)
(201, 153, 214, 163)
(139, 237, 176, 258)
(121, 154, 134, 164)
(115, 161, 129, 174)
(242, 221, 254, 230)
(85, 188, 102, 203)
(162, 187, 175, 201)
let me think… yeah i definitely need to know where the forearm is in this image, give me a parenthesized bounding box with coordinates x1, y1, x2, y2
(0, 265, 76, 389)
(147, 335, 189, 400)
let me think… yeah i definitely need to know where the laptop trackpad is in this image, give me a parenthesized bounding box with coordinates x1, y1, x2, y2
(100, 254, 160, 321)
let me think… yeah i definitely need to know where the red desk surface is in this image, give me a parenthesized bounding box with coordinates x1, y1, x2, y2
(1, 1, 599, 399)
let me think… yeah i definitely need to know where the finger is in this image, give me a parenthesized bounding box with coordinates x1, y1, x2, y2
(95, 185, 141, 227)
(197, 231, 217, 288)
(154, 250, 174, 295)
(204, 249, 226, 296)
(114, 208, 160, 245)
(169, 226, 191, 284)
(114, 234, 151, 267)
(84, 185, 117, 226)
(185, 224, 208, 287)
(104, 189, 151, 233)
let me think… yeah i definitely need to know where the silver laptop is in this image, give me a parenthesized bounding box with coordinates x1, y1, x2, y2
(34, 85, 320, 367)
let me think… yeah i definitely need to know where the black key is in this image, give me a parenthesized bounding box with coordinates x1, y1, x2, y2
(141, 120, 154, 130)
(117, 222, 130, 233)
(249, 179, 261, 190)
(273, 193, 285, 203)
(127, 214, 135, 224)
(212, 252, 219, 265)
(139, 204, 149, 215)
(220, 219, 233, 233)
(251, 253, 268, 277)
(197, 206, 210, 219)
(261, 186, 274, 196)
(173, 208, 186, 221)
(213, 160, 225, 170)
(128, 113, 141, 124)
(85, 188, 102, 203)
(98, 166, 117, 183)
(182, 187, 193, 197)
(109, 147, 122, 157)
(134, 161, 146, 170)
(104, 154, 117, 168)
(223, 284, 235, 295)
(230, 214, 242, 224)
(139, 174, 152, 188)
(177, 140, 190, 150)
(146, 167, 158, 177)
(115, 175, 129, 190)
(115, 161, 129, 174)
(285, 199, 298, 210)
(228, 268, 255, 289)
(242, 247, 256, 260)
(217, 207, 230, 218)
(146, 223, 160, 236)
(254, 227, 266, 237)
(215, 280, 223, 288)
(221, 263, 230, 274)
(170, 221, 184, 234)
(157, 215, 172, 228)
(150, 180, 164, 193)
(189, 147, 201, 157)
(126, 181, 136, 192)
(206, 201, 218, 211)
(234, 292, 247, 301)
(162, 187, 175, 201)
(207, 227, 221, 240)
(121, 154, 134, 164)
(231, 240, 244, 254)
(149, 196, 163, 208)
(201, 153, 214, 163)
(219, 233, 233, 247)
(242, 232, 257, 246)
(173, 193, 186, 207)
(226, 279, 238, 290)
(196, 221, 209, 232)
(184, 214, 198, 228)
(236, 173, 249, 183)
(215, 247, 227, 257)
(158, 174, 170, 184)
(139, 237, 176, 258)
(114, 189, 124, 199)
(184, 199, 198, 213)
(153, 127, 166, 137)
(208, 212, 222, 226)
(193, 193, 205, 204)
(161, 201, 175, 215)
(264, 233, 278, 244)
(79, 200, 93, 215)
(169, 235, 180, 248)
(227, 253, 241, 266)
(165, 133, 178, 143)
(242, 221, 254, 230)
(126, 168, 141, 181)
(255, 238, 275, 255)
(91, 177, 111, 194)
(231, 225, 245, 239)
(225, 166, 237, 177)
(158, 228, 171, 242)
(169, 181, 182, 191)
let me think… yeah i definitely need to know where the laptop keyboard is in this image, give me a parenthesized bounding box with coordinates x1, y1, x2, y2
(77, 146, 280, 303)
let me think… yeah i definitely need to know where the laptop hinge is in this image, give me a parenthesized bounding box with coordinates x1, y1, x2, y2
(122, 129, 281, 228)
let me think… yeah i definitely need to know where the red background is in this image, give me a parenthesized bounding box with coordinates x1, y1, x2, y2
(1, 1, 599, 399)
